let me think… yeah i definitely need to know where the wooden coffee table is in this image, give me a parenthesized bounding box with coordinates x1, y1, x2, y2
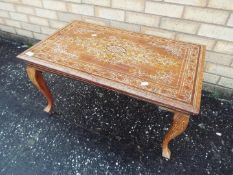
(17, 21, 205, 159)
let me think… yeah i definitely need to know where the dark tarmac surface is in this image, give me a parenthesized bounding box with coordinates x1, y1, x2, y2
(0, 38, 233, 175)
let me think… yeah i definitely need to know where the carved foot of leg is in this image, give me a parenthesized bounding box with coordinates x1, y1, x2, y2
(162, 112, 190, 159)
(26, 66, 54, 113)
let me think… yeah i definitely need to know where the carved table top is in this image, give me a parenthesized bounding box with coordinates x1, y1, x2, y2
(17, 21, 205, 114)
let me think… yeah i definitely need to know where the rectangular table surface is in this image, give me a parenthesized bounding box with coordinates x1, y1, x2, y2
(17, 21, 205, 114)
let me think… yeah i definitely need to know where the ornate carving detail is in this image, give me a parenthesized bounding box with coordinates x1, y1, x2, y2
(53, 43, 77, 59)
(106, 44, 127, 56)
(149, 40, 184, 58)
(25, 21, 202, 104)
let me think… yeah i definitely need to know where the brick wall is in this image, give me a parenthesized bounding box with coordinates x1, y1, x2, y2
(0, 0, 233, 94)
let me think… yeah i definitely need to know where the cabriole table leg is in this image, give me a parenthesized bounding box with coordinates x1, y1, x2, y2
(26, 66, 54, 113)
(162, 112, 190, 159)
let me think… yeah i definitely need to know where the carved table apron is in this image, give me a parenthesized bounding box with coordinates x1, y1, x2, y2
(17, 21, 206, 159)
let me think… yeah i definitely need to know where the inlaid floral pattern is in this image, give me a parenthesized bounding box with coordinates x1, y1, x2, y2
(27, 21, 202, 104)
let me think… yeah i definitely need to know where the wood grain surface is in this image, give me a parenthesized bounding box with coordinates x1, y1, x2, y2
(17, 21, 206, 115)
